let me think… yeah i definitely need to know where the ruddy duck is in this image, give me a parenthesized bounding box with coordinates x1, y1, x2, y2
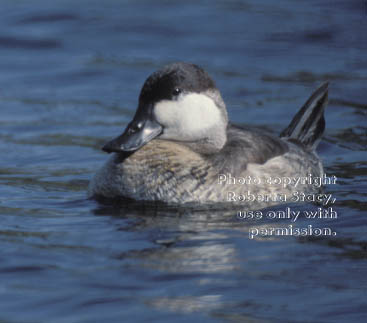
(88, 62, 328, 208)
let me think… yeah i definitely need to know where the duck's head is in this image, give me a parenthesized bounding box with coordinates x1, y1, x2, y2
(103, 62, 228, 154)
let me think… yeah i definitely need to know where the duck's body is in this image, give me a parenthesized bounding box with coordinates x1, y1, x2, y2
(89, 125, 323, 207)
(88, 62, 328, 208)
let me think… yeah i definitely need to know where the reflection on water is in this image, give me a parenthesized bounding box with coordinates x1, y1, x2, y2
(92, 201, 367, 321)
(0, 0, 366, 322)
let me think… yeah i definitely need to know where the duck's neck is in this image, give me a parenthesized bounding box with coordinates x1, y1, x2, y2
(182, 124, 227, 155)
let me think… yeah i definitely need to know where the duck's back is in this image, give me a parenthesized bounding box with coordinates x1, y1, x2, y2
(210, 124, 289, 176)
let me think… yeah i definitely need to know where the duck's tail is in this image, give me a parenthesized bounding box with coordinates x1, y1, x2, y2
(280, 82, 329, 150)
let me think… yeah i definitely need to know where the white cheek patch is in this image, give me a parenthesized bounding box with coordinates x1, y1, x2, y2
(154, 93, 222, 140)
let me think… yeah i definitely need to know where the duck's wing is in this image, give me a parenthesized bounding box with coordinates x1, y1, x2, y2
(210, 124, 289, 175)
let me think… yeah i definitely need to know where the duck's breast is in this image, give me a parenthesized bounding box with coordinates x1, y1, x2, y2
(88, 139, 217, 203)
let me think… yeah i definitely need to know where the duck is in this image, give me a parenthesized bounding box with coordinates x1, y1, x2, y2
(88, 62, 329, 208)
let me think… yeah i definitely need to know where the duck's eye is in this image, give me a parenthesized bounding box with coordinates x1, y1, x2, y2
(172, 88, 181, 96)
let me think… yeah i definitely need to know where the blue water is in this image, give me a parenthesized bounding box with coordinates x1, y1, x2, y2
(0, 0, 366, 322)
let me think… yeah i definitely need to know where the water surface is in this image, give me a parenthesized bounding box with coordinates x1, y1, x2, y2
(0, 0, 366, 322)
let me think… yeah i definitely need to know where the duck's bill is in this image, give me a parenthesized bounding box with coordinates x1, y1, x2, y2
(102, 118, 162, 153)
